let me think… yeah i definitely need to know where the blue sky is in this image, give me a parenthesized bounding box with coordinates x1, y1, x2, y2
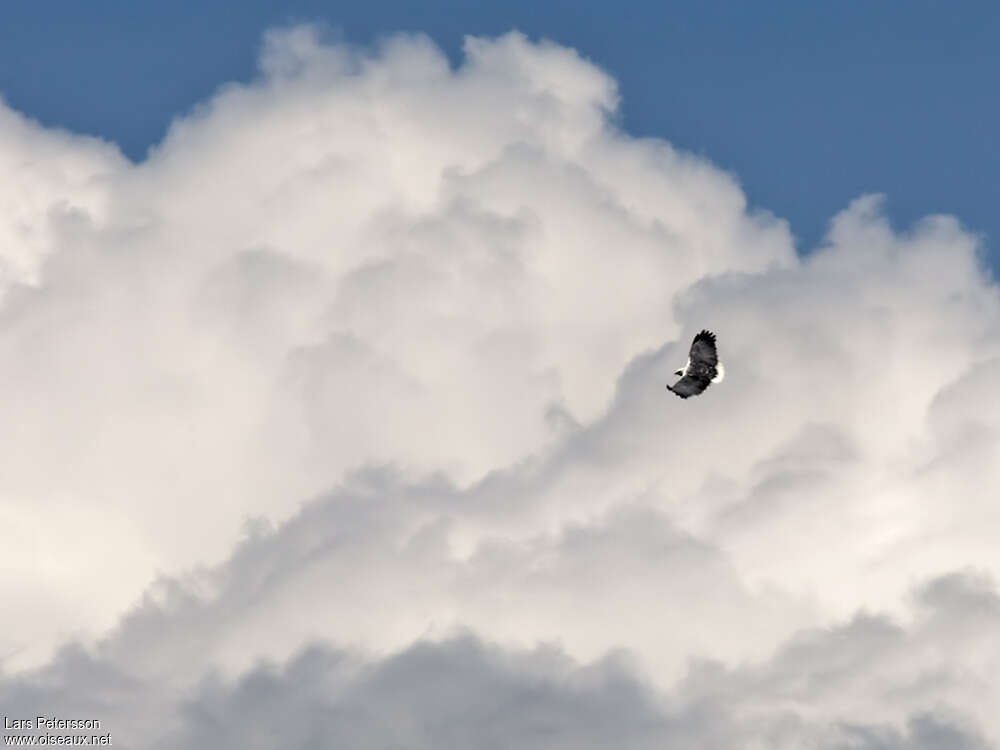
(2, 1, 997, 268)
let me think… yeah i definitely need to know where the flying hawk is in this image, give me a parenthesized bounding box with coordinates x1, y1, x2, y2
(667, 329, 725, 399)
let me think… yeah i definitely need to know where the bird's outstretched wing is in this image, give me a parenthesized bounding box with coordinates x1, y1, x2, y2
(689, 329, 718, 368)
(667, 373, 710, 399)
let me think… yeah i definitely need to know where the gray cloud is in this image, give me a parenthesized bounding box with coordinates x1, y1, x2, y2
(4, 571, 998, 748)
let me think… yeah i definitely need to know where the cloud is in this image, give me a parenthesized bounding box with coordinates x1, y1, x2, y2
(3, 572, 998, 748)
(2, 23, 1000, 749)
(0, 101, 125, 286)
(0, 27, 793, 669)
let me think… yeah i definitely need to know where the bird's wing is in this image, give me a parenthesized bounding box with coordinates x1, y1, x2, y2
(689, 329, 718, 368)
(667, 373, 710, 399)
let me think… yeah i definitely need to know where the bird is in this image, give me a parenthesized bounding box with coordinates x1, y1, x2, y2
(667, 329, 725, 399)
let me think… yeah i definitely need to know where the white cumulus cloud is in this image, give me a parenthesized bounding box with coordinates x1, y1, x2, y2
(1, 25, 999, 749)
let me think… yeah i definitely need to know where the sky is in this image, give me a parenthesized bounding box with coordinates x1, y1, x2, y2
(2, 1, 998, 265)
(2, 5, 1000, 749)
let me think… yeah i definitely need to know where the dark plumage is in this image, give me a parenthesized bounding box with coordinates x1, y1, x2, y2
(667, 329, 724, 399)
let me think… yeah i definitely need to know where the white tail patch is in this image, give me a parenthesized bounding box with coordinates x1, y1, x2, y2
(712, 362, 726, 383)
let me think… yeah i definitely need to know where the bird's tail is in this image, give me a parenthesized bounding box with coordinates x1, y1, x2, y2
(711, 362, 726, 383)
